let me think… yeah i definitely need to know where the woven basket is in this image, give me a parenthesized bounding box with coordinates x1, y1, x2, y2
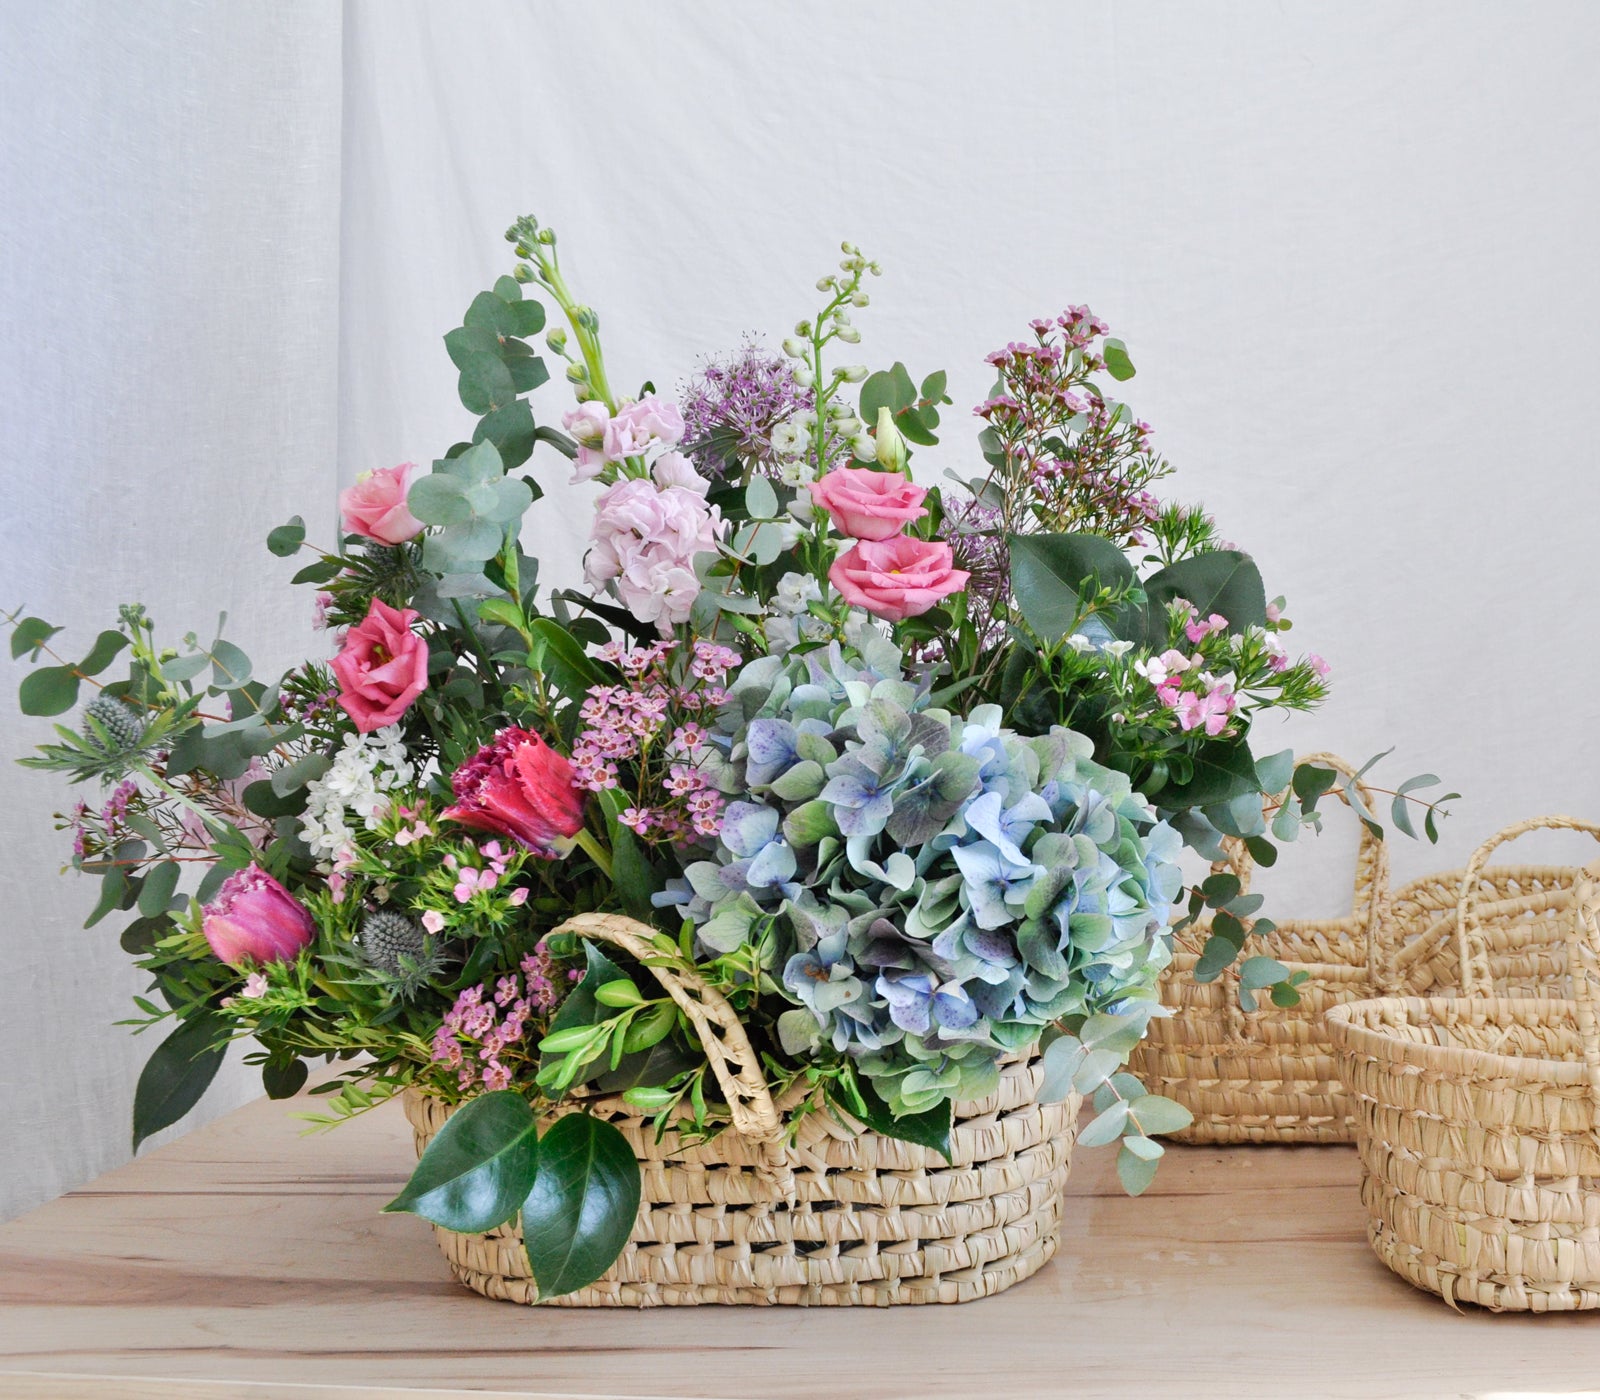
(1130, 753, 1391, 1144)
(401, 912, 1081, 1307)
(1327, 817, 1600, 1311)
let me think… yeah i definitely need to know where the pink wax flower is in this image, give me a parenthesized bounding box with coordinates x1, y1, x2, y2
(442, 727, 586, 855)
(562, 401, 612, 483)
(603, 394, 685, 459)
(829, 536, 969, 621)
(330, 598, 429, 732)
(809, 465, 928, 541)
(339, 462, 424, 545)
(202, 864, 315, 967)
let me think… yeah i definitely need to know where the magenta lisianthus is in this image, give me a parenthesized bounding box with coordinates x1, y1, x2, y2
(330, 598, 429, 732)
(442, 727, 587, 855)
(202, 864, 316, 967)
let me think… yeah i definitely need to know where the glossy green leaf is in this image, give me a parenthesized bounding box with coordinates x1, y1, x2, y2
(520, 1113, 641, 1299)
(1008, 532, 1135, 643)
(837, 1077, 954, 1161)
(1159, 737, 1261, 809)
(132, 1015, 227, 1151)
(382, 1090, 540, 1233)
(262, 1058, 309, 1099)
(137, 861, 180, 917)
(1140, 550, 1266, 640)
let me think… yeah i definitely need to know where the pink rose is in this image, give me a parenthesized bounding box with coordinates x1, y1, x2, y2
(809, 465, 928, 541)
(562, 402, 612, 484)
(443, 727, 587, 855)
(340, 463, 423, 545)
(330, 598, 429, 732)
(828, 536, 970, 621)
(202, 864, 315, 967)
(603, 394, 685, 459)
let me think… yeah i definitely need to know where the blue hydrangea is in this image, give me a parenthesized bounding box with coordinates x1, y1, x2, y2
(664, 640, 1184, 1115)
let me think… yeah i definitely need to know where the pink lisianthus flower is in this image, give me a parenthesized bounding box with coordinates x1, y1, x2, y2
(808, 465, 928, 541)
(442, 727, 587, 855)
(202, 864, 315, 967)
(828, 536, 969, 621)
(330, 598, 429, 732)
(339, 462, 424, 545)
(562, 401, 612, 483)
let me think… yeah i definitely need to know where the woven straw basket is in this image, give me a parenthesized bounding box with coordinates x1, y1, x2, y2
(1327, 817, 1600, 1311)
(1131, 753, 1393, 1144)
(402, 913, 1081, 1307)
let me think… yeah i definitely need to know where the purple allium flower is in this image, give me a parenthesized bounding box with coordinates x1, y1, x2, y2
(679, 336, 813, 479)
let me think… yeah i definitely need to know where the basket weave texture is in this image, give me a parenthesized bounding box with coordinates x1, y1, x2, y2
(1327, 817, 1600, 1311)
(403, 913, 1081, 1307)
(1131, 753, 1392, 1143)
(1132, 757, 1589, 1144)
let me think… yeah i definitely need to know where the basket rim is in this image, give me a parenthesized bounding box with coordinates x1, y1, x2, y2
(1325, 994, 1591, 1081)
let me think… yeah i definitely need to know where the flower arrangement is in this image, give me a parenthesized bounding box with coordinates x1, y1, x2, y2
(9, 214, 1451, 1301)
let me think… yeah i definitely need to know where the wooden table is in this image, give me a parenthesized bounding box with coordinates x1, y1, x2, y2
(1, 1090, 1595, 1400)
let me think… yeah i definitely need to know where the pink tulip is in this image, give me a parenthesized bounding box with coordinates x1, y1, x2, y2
(809, 465, 928, 541)
(202, 864, 315, 967)
(339, 463, 424, 545)
(443, 727, 587, 855)
(828, 536, 969, 621)
(330, 598, 429, 732)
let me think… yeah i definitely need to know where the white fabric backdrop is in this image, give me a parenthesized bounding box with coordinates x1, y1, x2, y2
(4, 0, 1598, 1219)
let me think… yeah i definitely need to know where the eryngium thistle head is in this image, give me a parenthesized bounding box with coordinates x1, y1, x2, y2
(83, 694, 146, 754)
(359, 910, 425, 974)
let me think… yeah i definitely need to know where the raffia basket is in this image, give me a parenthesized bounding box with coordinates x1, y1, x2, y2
(1130, 753, 1392, 1143)
(401, 913, 1081, 1307)
(1327, 817, 1600, 1311)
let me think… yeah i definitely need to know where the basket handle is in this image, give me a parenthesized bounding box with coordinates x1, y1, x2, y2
(1221, 752, 1393, 986)
(548, 912, 790, 1177)
(1569, 880, 1600, 1130)
(1455, 816, 1600, 997)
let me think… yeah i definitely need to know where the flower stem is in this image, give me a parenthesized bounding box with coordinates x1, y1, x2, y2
(573, 826, 614, 879)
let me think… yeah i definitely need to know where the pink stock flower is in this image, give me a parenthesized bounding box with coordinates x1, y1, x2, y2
(585, 477, 721, 634)
(650, 450, 709, 495)
(829, 536, 970, 622)
(339, 463, 424, 545)
(202, 864, 315, 967)
(562, 402, 612, 483)
(603, 394, 685, 459)
(330, 598, 429, 732)
(808, 465, 928, 541)
(442, 727, 586, 855)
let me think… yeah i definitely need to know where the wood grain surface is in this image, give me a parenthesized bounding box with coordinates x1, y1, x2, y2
(1, 1085, 1596, 1400)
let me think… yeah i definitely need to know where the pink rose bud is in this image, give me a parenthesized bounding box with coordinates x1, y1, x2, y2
(202, 864, 315, 967)
(339, 463, 424, 545)
(442, 727, 587, 855)
(330, 598, 429, 732)
(828, 536, 970, 621)
(808, 465, 928, 541)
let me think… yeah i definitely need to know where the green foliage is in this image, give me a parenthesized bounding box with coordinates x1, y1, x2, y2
(520, 1112, 641, 1299)
(132, 1014, 229, 1151)
(384, 1091, 541, 1233)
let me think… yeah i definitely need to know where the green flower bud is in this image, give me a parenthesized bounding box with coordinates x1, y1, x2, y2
(837, 325, 862, 344)
(781, 337, 807, 359)
(546, 326, 568, 352)
(874, 407, 907, 472)
(565, 363, 589, 384)
(513, 263, 535, 283)
(839, 364, 868, 384)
